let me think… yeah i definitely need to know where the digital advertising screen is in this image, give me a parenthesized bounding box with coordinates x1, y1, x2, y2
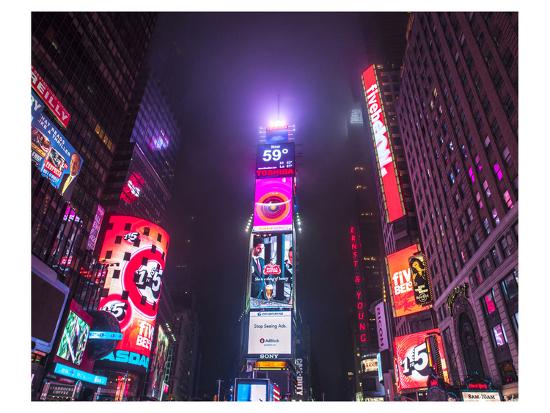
(247, 311, 292, 357)
(362, 65, 405, 223)
(265, 126, 289, 144)
(393, 329, 449, 393)
(146, 325, 170, 400)
(53, 300, 95, 374)
(31, 111, 82, 200)
(256, 143, 295, 178)
(56, 310, 90, 366)
(96, 216, 170, 372)
(253, 177, 293, 233)
(235, 379, 269, 402)
(409, 252, 434, 306)
(32, 66, 71, 128)
(249, 233, 293, 309)
(386, 245, 432, 318)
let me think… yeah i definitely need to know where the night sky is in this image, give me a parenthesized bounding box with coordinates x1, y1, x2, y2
(146, 12, 407, 400)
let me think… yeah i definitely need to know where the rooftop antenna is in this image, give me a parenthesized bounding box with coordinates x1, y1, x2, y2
(277, 93, 280, 120)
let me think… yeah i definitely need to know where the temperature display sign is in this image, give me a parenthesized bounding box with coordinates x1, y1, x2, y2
(256, 143, 295, 178)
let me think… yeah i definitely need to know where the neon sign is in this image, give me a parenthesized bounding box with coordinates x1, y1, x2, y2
(362, 65, 405, 223)
(350, 226, 368, 344)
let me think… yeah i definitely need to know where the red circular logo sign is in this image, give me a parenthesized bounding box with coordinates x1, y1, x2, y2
(122, 248, 166, 318)
(99, 294, 133, 332)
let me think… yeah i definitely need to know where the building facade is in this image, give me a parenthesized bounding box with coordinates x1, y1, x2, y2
(347, 106, 386, 401)
(101, 71, 182, 226)
(396, 12, 518, 400)
(31, 12, 158, 401)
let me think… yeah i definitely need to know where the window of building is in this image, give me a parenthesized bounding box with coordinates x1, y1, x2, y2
(468, 167, 475, 183)
(483, 180, 492, 197)
(475, 154, 483, 171)
(493, 163, 503, 181)
(492, 208, 500, 226)
(476, 192, 484, 209)
(501, 270, 518, 301)
(492, 323, 508, 347)
(481, 254, 494, 277)
(448, 172, 456, 185)
(502, 146, 512, 166)
(483, 217, 492, 235)
(483, 290, 497, 315)
(503, 190, 514, 209)
(467, 207, 474, 222)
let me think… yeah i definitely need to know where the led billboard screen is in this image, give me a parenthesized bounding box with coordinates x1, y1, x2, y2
(393, 329, 449, 393)
(409, 252, 434, 306)
(249, 233, 293, 309)
(146, 325, 170, 400)
(256, 143, 295, 178)
(31, 111, 82, 200)
(235, 379, 269, 402)
(253, 177, 293, 232)
(56, 310, 90, 366)
(31, 66, 71, 128)
(362, 65, 405, 223)
(247, 311, 292, 357)
(97, 216, 170, 372)
(386, 245, 432, 318)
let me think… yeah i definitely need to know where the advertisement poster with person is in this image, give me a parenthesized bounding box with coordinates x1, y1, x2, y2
(31, 110, 82, 200)
(249, 233, 293, 309)
(386, 244, 432, 318)
(146, 325, 169, 400)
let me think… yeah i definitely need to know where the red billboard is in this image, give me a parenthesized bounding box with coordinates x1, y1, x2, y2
(361, 65, 405, 223)
(31, 66, 71, 128)
(386, 245, 432, 318)
(393, 329, 449, 393)
(96, 216, 170, 372)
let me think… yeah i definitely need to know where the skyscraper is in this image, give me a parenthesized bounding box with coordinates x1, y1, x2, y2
(396, 12, 518, 400)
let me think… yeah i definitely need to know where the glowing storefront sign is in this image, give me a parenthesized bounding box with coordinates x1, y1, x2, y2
(362, 65, 405, 223)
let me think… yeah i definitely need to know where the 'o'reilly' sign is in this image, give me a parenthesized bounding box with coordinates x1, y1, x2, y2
(31, 66, 71, 128)
(362, 65, 405, 223)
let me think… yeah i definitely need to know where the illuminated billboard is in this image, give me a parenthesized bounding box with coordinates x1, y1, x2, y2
(386, 245, 432, 318)
(409, 253, 434, 306)
(256, 143, 295, 178)
(146, 325, 170, 400)
(235, 378, 270, 402)
(120, 172, 145, 204)
(249, 233, 293, 309)
(97, 216, 170, 372)
(31, 111, 82, 200)
(253, 177, 293, 232)
(56, 310, 90, 366)
(31, 66, 71, 128)
(393, 329, 449, 393)
(362, 65, 405, 223)
(247, 311, 292, 357)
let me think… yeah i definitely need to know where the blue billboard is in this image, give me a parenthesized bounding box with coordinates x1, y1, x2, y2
(31, 108, 82, 200)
